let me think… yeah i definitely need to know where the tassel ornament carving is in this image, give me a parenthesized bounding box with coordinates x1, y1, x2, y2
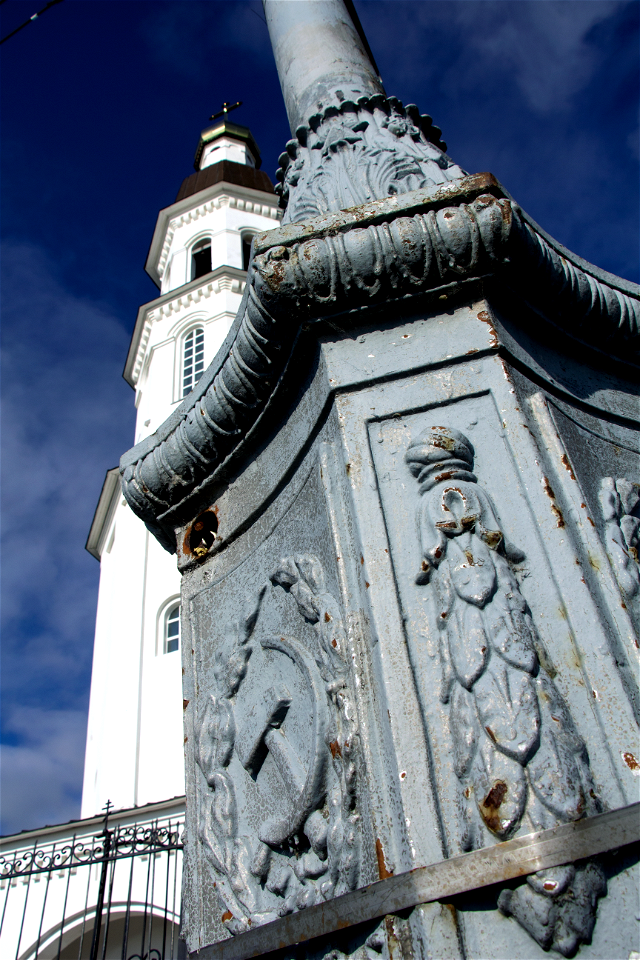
(405, 426, 606, 957)
(600, 477, 640, 599)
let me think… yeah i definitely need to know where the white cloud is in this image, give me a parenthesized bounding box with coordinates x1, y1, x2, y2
(359, 0, 625, 113)
(456, 0, 624, 113)
(0, 708, 87, 835)
(1, 241, 136, 829)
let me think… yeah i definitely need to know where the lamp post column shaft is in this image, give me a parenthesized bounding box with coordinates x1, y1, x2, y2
(263, 0, 385, 136)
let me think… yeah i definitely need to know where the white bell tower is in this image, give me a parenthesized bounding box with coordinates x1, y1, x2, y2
(82, 120, 282, 818)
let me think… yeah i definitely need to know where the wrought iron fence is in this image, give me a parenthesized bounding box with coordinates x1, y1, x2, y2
(0, 809, 184, 960)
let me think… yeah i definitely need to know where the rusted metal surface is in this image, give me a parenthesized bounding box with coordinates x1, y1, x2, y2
(192, 804, 639, 960)
(375, 839, 393, 881)
(183, 509, 219, 560)
(542, 475, 566, 528)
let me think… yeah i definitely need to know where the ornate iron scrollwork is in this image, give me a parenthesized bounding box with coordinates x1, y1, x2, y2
(0, 822, 182, 880)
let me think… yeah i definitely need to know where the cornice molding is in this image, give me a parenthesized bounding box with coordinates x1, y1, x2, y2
(85, 467, 120, 560)
(120, 173, 640, 553)
(0, 796, 185, 846)
(124, 266, 249, 389)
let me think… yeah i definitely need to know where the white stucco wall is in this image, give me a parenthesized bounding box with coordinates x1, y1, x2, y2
(160, 195, 278, 294)
(81, 495, 184, 816)
(82, 156, 280, 819)
(201, 135, 255, 168)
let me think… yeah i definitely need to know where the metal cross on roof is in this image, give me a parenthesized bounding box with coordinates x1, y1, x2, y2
(210, 101, 243, 121)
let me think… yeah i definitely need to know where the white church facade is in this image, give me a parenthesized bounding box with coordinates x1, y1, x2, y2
(84, 118, 280, 820)
(0, 119, 281, 960)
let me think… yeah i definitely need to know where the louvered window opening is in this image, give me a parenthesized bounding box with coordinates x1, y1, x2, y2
(166, 604, 180, 654)
(182, 329, 204, 398)
(242, 235, 253, 271)
(191, 243, 211, 280)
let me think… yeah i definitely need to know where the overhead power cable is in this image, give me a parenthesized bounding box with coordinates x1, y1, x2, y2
(0, 0, 64, 46)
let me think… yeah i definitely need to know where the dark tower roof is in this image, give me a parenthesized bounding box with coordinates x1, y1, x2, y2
(175, 119, 274, 201)
(176, 161, 274, 202)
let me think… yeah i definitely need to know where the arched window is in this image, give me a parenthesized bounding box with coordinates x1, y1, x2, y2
(165, 603, 180, 653)
(182, 327, 204, 397)
(191, 239, 212, 280)
(241, 233, 254, 271)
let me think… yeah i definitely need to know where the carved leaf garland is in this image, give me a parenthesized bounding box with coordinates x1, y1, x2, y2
(406, 425, 606, 957)
(194, 559, 362, 937)
(600, 477, 640, 599)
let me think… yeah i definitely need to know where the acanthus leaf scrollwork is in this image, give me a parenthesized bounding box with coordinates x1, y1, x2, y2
(405, 425, 606, 957)
(275, 95, 466, 224)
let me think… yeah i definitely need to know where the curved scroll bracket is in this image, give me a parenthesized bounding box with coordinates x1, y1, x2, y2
(120, 174, 639, 553)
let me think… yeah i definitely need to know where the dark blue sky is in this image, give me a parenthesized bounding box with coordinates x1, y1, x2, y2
(1, 0, 638, 835)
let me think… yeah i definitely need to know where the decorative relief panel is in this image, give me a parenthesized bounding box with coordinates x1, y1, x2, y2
(193, 556, 363, 938)
(275, 95, 465, 223)
(534, 395, 640, 642)
(600, 477, 640, 600)
(360, 379, 635, 959)
(404, 425, 606, 956)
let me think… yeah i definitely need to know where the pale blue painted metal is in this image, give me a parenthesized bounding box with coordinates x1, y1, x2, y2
(119, 1, 640, 956)
(192, 803, 640, 959)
